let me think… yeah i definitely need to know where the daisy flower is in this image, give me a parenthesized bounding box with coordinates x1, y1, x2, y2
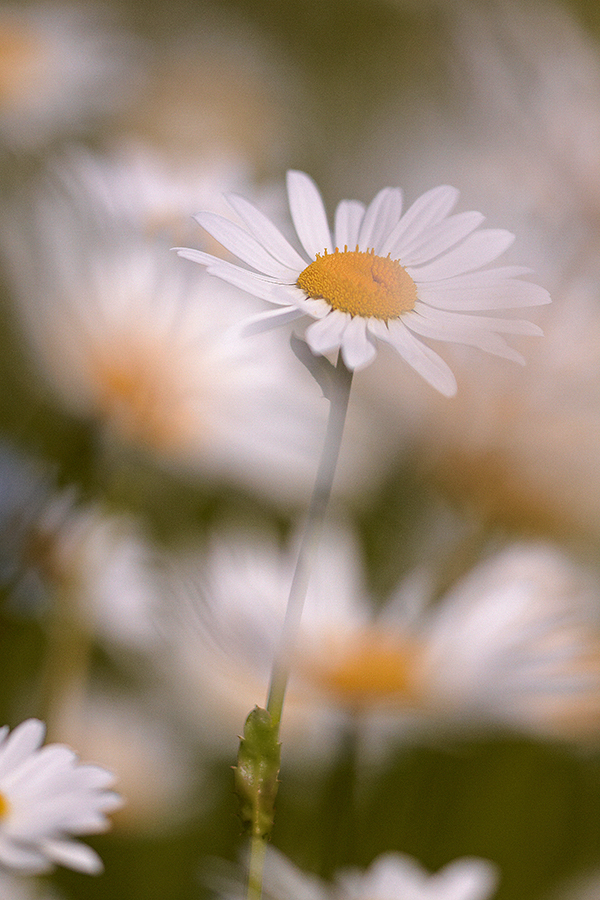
(0, 718, 121, 875)
(0, 4, 141, 152)
(0, 166, 325, 502)
(214, 847, 499, 900)
(178, 170, 550, 395)
(164, 531, 600, 760)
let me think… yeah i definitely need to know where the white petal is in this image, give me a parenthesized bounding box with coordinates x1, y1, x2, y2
(431, 858, 499, 900)
(340, 316, 377, 369)
(368, 318, 457, 396)
(0, 837, 50, 874)
(0, 720, 45, 780)
(194, 212, 299, 279)
(399, 211, 485, 266)
(407, 229, 515, 281)
(413, 302, 543, 335)
(430, 265, 533, 285)
(42, 838, 104, 874)
(403, 310, 526, 364)
(380, 185, 460, 257)
(286, 170, 333, 259)
(225, 193, 308, 270)
(357, 188, 403, 254)
(238, 306, 306, 337)
(202, 262, 295, 303)
(334, 199, 366, 250)
(417, 278, 551, 310)
(305, 311, 350, 355)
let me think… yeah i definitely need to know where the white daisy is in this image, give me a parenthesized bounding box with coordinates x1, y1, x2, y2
(216, 847, 499, 900)
(178, 170, 550, 395)
(0, 4, 141, 152)
(333, 852, 498, 900)
(0, 167, 325, 502)
(0, 718, 121, 875)
(164, 532, 600, 759)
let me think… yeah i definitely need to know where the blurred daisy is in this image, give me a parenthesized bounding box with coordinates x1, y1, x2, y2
(214, 847, 498, 900)
(53, 143, 253, 246)
(0, 170, 324, 501)
(23, 493, 161, 654)
(164, 532, 600, 759)
(354, 0, 600, 539)
(0, 4, 140, 152)
(178, 170, 549, 395)
(0, 718, 121, 875)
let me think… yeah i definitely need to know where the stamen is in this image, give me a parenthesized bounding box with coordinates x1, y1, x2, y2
(297, 248, 417, 320)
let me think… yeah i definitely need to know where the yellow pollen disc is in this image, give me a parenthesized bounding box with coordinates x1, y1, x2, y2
(0, 791, 10, 819)
(297, 248, 417, 320)
(89, 337, 197, 454)
(299, 630, 420, 709)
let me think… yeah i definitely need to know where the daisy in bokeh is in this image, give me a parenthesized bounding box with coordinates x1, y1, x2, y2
(213, 847, 498, 900)
(164, 531, 600, 760)
(0, 4, 140, 152)
(178, 170, 549, 395)
(0, 167, 324, 502)
(0, 718, 121, 875)
(353, 0, 600, 540)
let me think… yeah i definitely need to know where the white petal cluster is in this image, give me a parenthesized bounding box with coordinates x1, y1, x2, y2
(0, 4, 141, 151)
(163, 530, 600, 758)
(241, 848, 499, 900)
(0, 163, 325, 502)
(0, 719, 121, 875)
(179, 170, 549, 395)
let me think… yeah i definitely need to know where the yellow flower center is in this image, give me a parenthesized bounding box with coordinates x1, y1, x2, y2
(88, 333, 200, 455)
(296, 248, 417, 320)
(298, 629, 421, 710)
(0, 791, 10, 819)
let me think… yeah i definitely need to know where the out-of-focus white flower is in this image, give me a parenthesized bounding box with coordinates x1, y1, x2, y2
(356, 0, 600, 539)
(215, 847, 499, 900)
(178, 170, 548, 395)
(449, 0, 600, 244)
(53, 143, 253, 246)
(0, 4, 141, 152)
(28, 495, 160, 654)
(163, 531, 600, 760)
(414, 543, 600, 742)
(0, 718, 121, 875)
(334, 852, 498, 900)
(0, 170, 325, 502)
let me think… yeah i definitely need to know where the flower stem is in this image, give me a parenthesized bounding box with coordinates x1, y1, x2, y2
(243, 354, 353, 900)
(247, 835, 267, 900)
(267, 354, 353, 730)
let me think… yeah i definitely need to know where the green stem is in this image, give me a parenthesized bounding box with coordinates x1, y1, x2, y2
(266, 354, 353, 729)
(247, 835, 267, 900)
(243, 354, 353, 900)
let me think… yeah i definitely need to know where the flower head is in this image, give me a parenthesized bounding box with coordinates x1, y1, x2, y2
(0, 163, 325, 502)
(214, 848, 499, 900)
(0, 4, 140, 151)
(0, 719, 121, 875)
(164, 532, 600, 759)
(178, 171, 550, 395)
